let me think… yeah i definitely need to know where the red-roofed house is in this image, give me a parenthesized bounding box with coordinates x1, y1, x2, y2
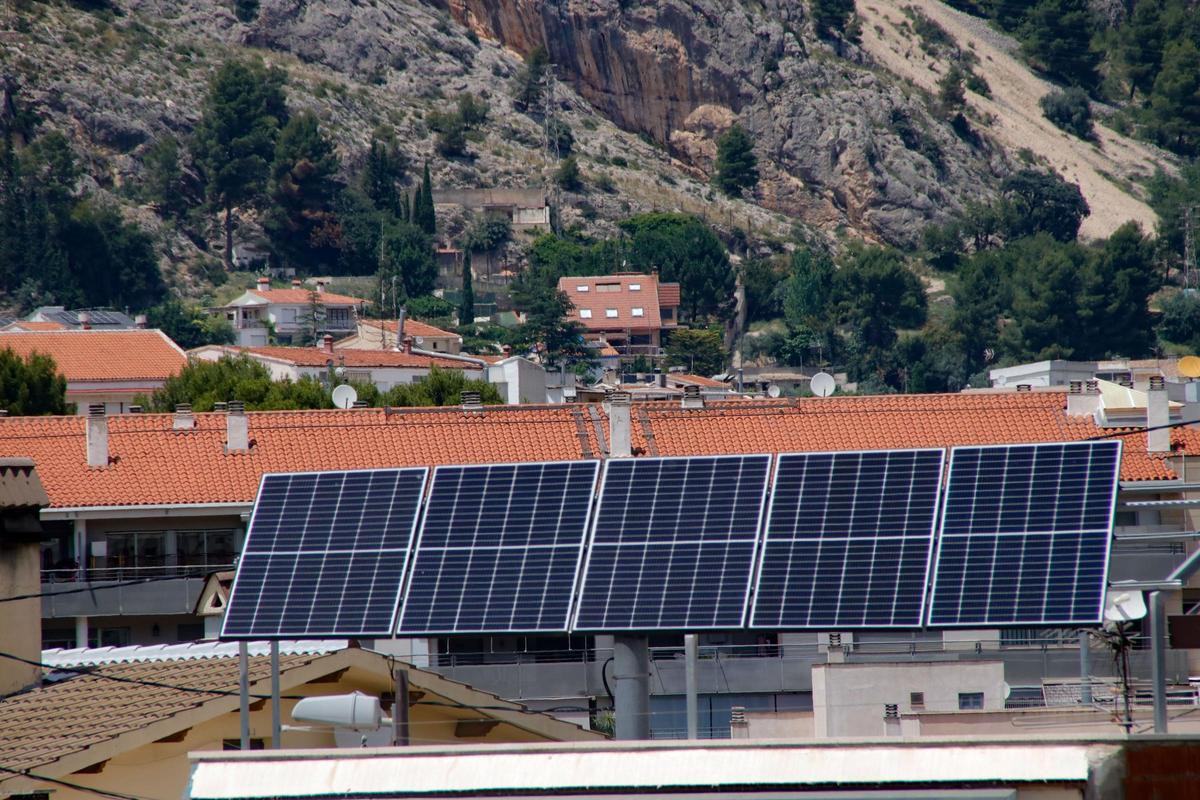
(191, 339, 484, 392)
(0, 329, 186, 414)
(336, 319, 463, 354)
(557, 273, 680, 356)
(210, 278, 366, 347)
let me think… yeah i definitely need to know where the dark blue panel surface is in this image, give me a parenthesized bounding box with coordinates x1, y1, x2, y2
(397, 460, 599, 634)
(573, 454, 771, 631)
(928, 441, 1121, 627)
(750, 448, 945, 629)
(222, 467, 427, 639)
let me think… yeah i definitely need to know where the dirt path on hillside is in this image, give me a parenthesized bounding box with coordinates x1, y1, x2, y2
(856, 0, 1175, 240)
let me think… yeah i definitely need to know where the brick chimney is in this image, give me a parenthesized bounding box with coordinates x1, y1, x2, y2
(0, 459, 50, 697)
(86, 404, 108, 468)
(402, 336, 414, 354)
(320, 334, 334, 354)
(1148, 375, 1170, 453)
(607, 391, 632, 458)
(256, 276, 270, 291)
(225, 401, 249, 452)
(78, 310, 91, 330)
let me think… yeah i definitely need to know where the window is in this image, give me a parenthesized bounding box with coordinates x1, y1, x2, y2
(629, 283, 641, 291)
(597, 283, 621, 293)
(327, 307, 350, 325)
(279, 308, 297, 323)
(910, 692, 925, 708)
(958, 692, 984, 710)
(223, 739, 266, 751)
(605, 309, 619, 318)
(579, 309, 593, 319)
(661, 308, 674, 320)
(576, 285, 590, 292)
(631, 307, 645, 317)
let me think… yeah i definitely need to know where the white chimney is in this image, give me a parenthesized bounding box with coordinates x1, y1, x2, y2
(607, 391, 632, 458)
(316, 280, 327, 294)
(681, 384, 704, 410)
(1066, 379, 1101, 417)
(173, 403, 195, 431)
(256, 276, 270, 291)
(78, 310, 91, 331)
(1148, 375, 1170, 453)
(134, 314, 147, 329)
(86, 404, 108, 468)
(225, 401, 249, 452)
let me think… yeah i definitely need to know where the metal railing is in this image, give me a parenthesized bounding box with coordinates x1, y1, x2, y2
(41, 563, 234, 583)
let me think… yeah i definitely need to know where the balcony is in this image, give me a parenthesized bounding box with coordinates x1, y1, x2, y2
(40, 565, 220, 618)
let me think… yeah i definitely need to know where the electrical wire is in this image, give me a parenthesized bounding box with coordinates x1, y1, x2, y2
(0, 764, 152, 800)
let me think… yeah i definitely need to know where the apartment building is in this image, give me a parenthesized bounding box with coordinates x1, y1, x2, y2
(336, 319, 464, 354)
(210, 278, 366, 347)
(3, 386, 1199, 736)
(558, 274, 680, 357)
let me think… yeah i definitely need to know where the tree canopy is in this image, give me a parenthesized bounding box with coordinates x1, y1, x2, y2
(619, 213, 735, 322)
(0, 349, 68, 415)
(713, 124, 759, 198)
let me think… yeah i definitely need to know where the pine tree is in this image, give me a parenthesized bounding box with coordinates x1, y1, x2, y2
(1119, 0, 1167, 99)
(1149, 39, 1200, 156)
(811, 0, 855, 39)
(412, 162, 436, 235)
(1020, 0, 1100, 88)
(459, 250, 475, 326)
(713, 124, 758, 198)
(554, 155, 582, 191)
(264, 110, 339, 271)
(362, 128, 405, 214)
(142, 136, 188, 219)
(512, 46, 550, 113)
(192, 59, 288, 270)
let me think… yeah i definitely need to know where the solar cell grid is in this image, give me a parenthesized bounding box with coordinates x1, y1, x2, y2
(927, 440, 1121, 627)
(397, 460, 600, 634)
(750, 449, 945, 629)
(573, 454, 771, 632)
(221, 468, 427, 639)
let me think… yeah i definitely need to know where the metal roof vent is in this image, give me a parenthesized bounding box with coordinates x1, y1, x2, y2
(1150, 375, 1166, 391)
(213, 401, 228, 412)
(460, 391, 482, 411)
(1016, 384, 1032, 392)
(883, 703, 900, 719)
(352, 400, 368, 409)
(1068, 380, 1082, 394)
(128, 405, 143, 414)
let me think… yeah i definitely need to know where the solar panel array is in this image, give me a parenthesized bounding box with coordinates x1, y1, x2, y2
(397, 461, 599, 634)
(927, 441, 1122, 627)
(573, 455, 771, 631)
(222, 440, 1124, 639)
(751, 449, 944, 629)
(222, 469, 427, 639)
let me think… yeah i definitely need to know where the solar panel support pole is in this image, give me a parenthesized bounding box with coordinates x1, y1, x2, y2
(1150, 591, 1168, 733)
(270, 640, 281, 748)
(392, 666, 410, 746)
(684, 634, 698, 739)
(238, 641, 250, 751)
(612, 635, 651, 740)
(1078, 630, 1092, 706)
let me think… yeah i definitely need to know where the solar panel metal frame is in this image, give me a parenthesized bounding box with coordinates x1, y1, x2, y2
(925, 440, 1122, 628)
(396, 459, 601, 636)
(748, 447, 946, 631)
(221, 466, 429, 640)
(571, 453, 773, 633)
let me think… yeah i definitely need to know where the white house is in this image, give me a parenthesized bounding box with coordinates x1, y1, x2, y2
(210, 278, 367, 347)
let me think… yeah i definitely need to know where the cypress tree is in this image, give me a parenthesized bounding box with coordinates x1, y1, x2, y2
(414, 162, 436, 235)
(459, 250, 475, 326)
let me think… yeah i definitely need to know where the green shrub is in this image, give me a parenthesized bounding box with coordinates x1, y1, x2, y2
(1040, 87, 1094, 140)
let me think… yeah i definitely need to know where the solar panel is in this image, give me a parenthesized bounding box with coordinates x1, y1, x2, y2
(573, 454, 771, 632)
(221, 468, 427, 639)
(927, 440, 1122, 627)
(397, 460, 600, 634)
(750, 448, 945, 629)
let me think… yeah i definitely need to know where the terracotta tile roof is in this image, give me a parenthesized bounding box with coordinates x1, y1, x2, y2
(0, 651, 319, 775)
(0, 406, 602, 508)
(657, 282, 681, 308)
(557, 274, 677, 332)
(234, 346, 477, 370)
(249, 288, 365, 305)
(362, 319, 460, 339)
(0, 330, 186, 382)
(0, 321, 68, 331)
(0, 393, 1183, 509)
(668, 374, 730, 389)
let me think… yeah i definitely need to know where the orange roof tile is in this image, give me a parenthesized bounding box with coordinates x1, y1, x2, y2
(362, 319, 460, 339)
(0, 321, 68, 331)
(0, 393, 1181, 510)
(657, 282, 681, 308)
(557, 274, 677, 332)
(0, 330, 186, 382)
(249, 288, 365, 305)
(235, 346, 477, 370)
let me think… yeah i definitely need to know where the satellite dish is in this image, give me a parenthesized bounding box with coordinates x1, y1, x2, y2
(810, 371, 836, 398)
(331, 384, 358, 410)
(767, 384, 782, 399)
(1104, 589, 1147, 622)
(1180, 355, 1200, 379)
(1003, 681, 1012, 701)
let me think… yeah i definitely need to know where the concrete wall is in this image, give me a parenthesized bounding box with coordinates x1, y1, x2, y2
(812, 660, 1005, 737)
(0, 540, 41, 695)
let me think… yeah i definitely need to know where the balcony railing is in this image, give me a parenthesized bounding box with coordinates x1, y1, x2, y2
(42, 562, 235, 583)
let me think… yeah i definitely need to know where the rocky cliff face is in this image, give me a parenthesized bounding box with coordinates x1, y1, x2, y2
(446, 0, 1011, 244)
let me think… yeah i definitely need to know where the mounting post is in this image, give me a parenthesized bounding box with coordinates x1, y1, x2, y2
(270, 640, 281, 748)
(1078, 629, 1092, 705)
(238, 641, 250, 750)
(685, 634, 699, 739)
(393, 666, 410, 746)
(613, 635, 651, 740)
(1150, 591, 1168, 733)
